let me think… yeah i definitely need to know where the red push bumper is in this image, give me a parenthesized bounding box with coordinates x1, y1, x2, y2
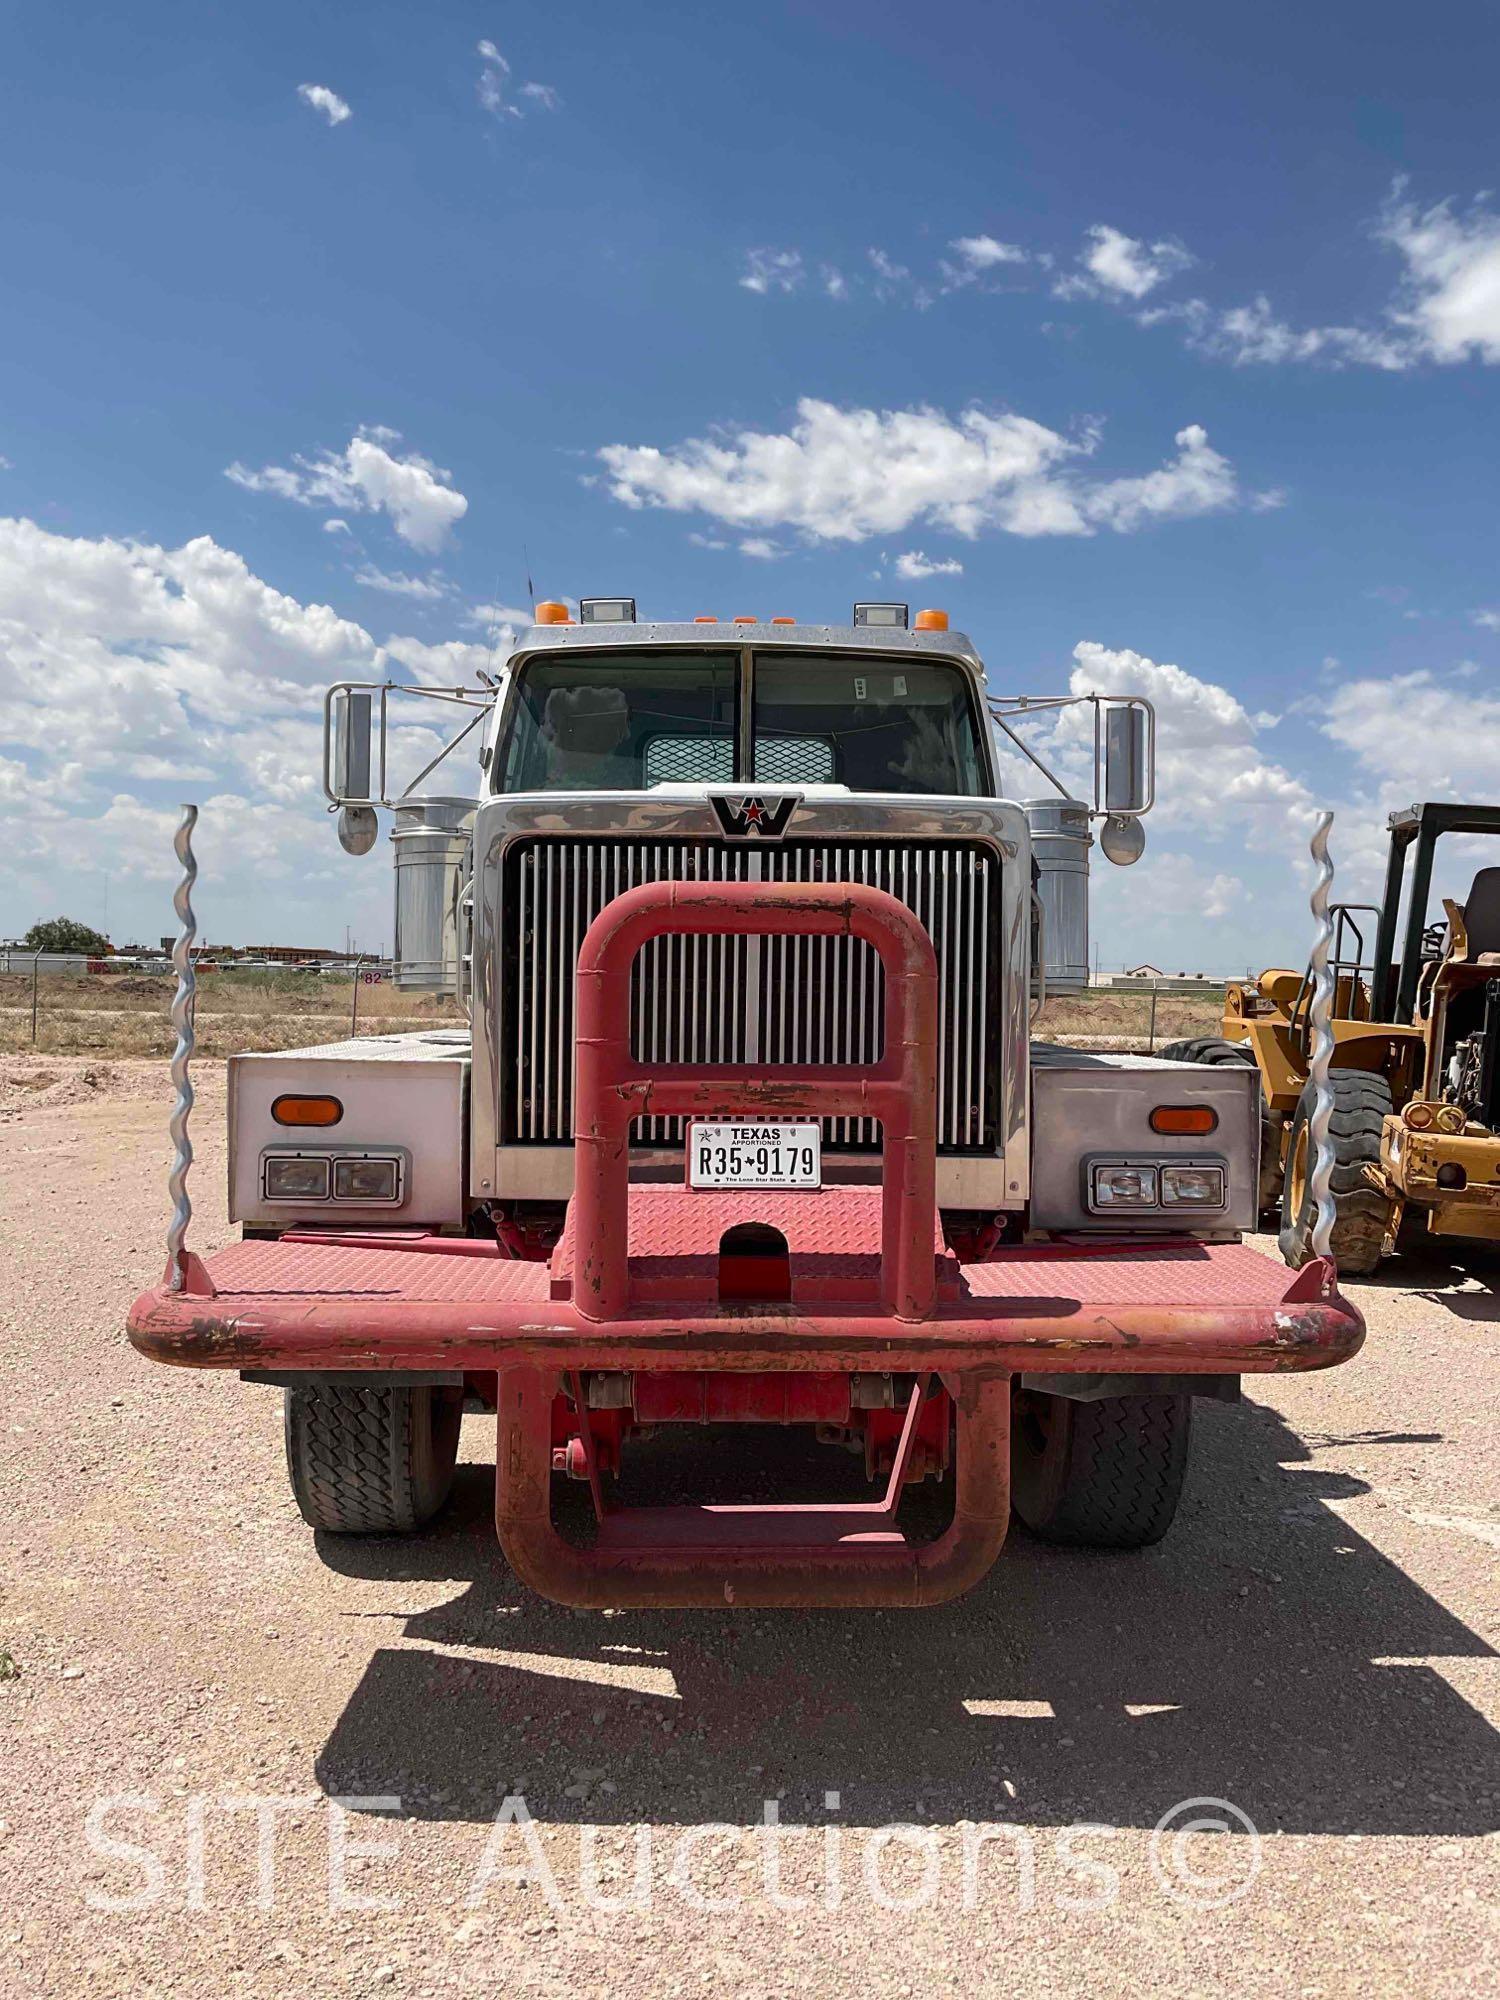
(128, 880, 1363, 1608)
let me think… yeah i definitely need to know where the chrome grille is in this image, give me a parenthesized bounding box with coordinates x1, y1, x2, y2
(499, 837, 1001, 1151)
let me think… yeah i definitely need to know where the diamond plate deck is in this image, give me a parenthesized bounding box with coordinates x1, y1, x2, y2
(550, 1185, 958, 1303)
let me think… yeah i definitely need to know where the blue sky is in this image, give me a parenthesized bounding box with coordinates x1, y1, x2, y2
(2, 0, 1498, 964)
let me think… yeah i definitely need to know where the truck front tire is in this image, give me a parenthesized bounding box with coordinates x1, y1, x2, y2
(283, 1382, 463, 1534)
(1011, 1389, 1192, 1548)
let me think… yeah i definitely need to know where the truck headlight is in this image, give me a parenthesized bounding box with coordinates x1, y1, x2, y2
(1161, 1164, 1226, 1207)
(333, 1155, 403, 1203)
(1090, 1164, 1159, 1207)
(263, 1154, 331, 1201)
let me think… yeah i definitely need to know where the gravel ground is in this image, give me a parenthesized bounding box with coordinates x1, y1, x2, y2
(1, 1059, 1496, 1997)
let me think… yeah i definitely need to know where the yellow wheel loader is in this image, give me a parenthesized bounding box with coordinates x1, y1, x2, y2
(1162, 803, 1500, 1275)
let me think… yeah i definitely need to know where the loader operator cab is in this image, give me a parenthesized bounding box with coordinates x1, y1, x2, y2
(1445, 866, 1500, 964)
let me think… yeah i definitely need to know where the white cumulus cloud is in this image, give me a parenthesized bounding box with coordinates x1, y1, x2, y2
(1058, 225, 1193, 301)
(1379, 191, 1500, 364)
(0, 515, 496, 941)
(226, 431, 468, 551)
(949, 234, 1027, 271)
(477, 40, 558, 121)
(597, 399, 1242, 545)
(739, 248, 804, 295)
(894, 551, 964, 579)
(353, 566, 452, 601)
(297, 84, 351, 127)
(1078, 424, 1237, 534)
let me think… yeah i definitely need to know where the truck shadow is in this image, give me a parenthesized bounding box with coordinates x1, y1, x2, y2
(312, 1398, 1497, 1837)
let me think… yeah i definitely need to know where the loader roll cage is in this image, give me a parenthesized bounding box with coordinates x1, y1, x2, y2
(1288, 903, 1381, 1041)
(1372, 804, 1500, 1023)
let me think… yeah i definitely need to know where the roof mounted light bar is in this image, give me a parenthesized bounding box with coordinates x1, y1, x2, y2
(580, 597, 637, 624)
(853, 602, 909, 629)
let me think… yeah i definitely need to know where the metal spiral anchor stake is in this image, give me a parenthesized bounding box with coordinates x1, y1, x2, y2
(1304, 810, 1339, 1272)
(166, 804, 201, 1293)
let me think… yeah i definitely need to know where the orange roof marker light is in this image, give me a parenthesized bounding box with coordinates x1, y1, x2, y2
(733, 615, 757, 625)
(694, 615, 719, 624)
(535, 600, 573, 625)
(914, 607, 949, 632)
(770, 616, 796, 625)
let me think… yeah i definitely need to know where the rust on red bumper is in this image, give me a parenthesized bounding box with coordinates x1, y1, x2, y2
(126, 879, 1364, 1609)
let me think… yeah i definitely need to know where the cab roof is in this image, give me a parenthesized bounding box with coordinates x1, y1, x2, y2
(507, 619, 984, 670)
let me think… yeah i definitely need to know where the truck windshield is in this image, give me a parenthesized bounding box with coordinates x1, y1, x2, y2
(496, 650, 986, 794)
(498, 653, 737, 792)
(753, 656, 984, 795)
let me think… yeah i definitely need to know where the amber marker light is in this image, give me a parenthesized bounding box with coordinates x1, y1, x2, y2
(535, 601, 572, 625)
(913, 608, 950, 631)
(271, 1094, 344, 1128)
(1149, 1105, 1218, 1136)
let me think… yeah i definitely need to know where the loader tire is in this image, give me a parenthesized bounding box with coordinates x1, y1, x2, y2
(283, 1381, 463, 1534)
(1011, 1390, 1191, 1549)
(1278, 1070, 1393, 1278)
(1158, 1036, 1255, 1067)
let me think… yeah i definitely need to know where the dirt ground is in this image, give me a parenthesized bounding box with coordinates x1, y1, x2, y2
(1, 1059, 1496, 1998)
(0, 971, 461, 1059)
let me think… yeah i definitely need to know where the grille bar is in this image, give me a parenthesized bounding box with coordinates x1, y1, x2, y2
(500, 837, 1000, 1152)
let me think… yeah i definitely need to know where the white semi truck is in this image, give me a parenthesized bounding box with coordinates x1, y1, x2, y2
(129, 599, 1362, 1609)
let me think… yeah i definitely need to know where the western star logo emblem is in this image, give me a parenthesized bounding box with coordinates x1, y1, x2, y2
(709, 792, 800, 839)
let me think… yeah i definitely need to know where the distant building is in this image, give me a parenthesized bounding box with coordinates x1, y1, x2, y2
(240, 944, 349, 964)
(1125, 962, 1164, 978)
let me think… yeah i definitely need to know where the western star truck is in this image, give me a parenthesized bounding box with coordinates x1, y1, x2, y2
(128, 599, 1363, 1608)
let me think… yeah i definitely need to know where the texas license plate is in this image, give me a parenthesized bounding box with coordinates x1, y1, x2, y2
(688, 1122, 822, 1190)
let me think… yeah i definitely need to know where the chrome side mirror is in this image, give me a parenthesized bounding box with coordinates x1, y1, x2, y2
(338, 805, 379, 856)
(1102, 700, 1152, 816)
(329, 688, 373, 804)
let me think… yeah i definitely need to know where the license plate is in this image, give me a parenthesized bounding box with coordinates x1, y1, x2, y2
(688, 1121, 822, 1190)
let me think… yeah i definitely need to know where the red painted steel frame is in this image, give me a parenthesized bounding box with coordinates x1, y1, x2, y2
(125, 877, 1367, 1609)
(570, 879, 939, 1321)
(497, 1367, 1011, 1609)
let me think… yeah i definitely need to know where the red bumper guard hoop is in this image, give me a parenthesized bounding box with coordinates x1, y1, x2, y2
(570, 879, 941, 1323)
(504, 877, 1005, 1608)
(126, 877, 1365, 1611)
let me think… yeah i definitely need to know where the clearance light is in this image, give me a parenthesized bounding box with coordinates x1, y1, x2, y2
(770, 616, 796, 625)
(694, 615, 719, 623)
(1404, 1102, 1435, 1130)
(579, 597, 636, 624)
(271, 1093, 343, 1128)
(914, 607, 949, 632)
(1150, 1105, 1218, 1136)
(853, 603, 908, 629)
(535, 600, 573, 625)
(733, 615, 757, 624)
